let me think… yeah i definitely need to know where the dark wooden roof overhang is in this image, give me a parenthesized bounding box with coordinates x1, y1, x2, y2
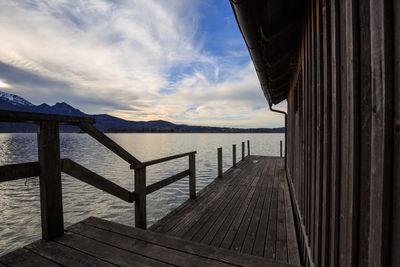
(230, 0, 304, 105)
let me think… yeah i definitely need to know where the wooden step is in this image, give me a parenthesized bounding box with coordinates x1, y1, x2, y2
(0, 217, 298, 267)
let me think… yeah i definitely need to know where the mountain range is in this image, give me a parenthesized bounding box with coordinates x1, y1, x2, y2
(0, 91, 284, 133)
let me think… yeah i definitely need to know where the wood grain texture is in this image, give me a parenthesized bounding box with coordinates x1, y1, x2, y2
(0, 162, 40, 182)
(151, 156, 301, 265)
(61, 158, 134, 202)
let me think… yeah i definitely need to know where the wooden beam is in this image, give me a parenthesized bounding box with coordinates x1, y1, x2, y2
(134, 167, 147, 229)
(233, 144, 236, 167)
(247, 140, 250, 155)
(38, 121, 64, 240)
(78, 123, 141, 167)
(218, 148, 223, 178)
(0, 162, 40, 182)
(0, 110, 94, 124)
(137, 151, 196, 168)
(189, 154, 196, 199)
(241, 142, 245, 161)
(61, 159, 134, 203)
(146, 170, 190, 195)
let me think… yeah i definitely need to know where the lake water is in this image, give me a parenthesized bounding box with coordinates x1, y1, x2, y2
(0, 133, 284, 256)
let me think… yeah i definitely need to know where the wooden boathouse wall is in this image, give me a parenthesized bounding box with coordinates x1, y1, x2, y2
(285, 0, 398, 266)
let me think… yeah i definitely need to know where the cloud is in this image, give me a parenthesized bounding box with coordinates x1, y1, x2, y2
(0, 0, 285, 127)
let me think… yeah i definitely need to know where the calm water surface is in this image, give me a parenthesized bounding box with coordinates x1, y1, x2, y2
(0, 133, 284, 255)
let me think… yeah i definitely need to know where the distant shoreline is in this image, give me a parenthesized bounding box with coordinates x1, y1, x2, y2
(0, 131, 285, 134)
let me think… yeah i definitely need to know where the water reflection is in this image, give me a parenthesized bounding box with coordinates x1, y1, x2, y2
(0, 132, 284, 255)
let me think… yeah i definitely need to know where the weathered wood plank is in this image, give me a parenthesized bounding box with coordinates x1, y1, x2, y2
(84, 217, 296, 267)
(218, 147, 223, 178)
(283, 173, 301, 266)
(189, 153, 196, 199)
(146, 169, 190, 194)
(57, 231, 168, 266)
(276, 175, 288, 262)
(181, 172, 254, 240)
(38, 121, 64, 240)
(0, 110, 95, 124)
(230, 185, 263, 252)
(0, 248, 60, 267)
(196, 173, 259, 244)
(26, 240, 114, 267)
(135, 166, 147, 229)
(0, 162, 40, 183)
(160, 159, 253, 235)
(139, 151, 196, 168)
(78, 123, 141, 166)
(61, 158, 134, 203)
(148, 156, 300, 265)
(240, 160, 272, 254)
(252, 162, 276, 257)
(264, 170, 279, 259)
(67, 222, 234, 267)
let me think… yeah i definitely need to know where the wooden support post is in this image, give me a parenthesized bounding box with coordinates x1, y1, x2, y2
(242, 142, 245, 161)
(37, 121, 64, 240)
(134, 167, 147, 229)
(247, 140, 250, 156)
(233, 144, 236, 167)
(218, 147, 223, 178)
(280, 140, 283, 157)
(189, 154, 196, 199)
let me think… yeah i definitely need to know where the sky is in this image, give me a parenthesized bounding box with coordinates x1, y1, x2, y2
(0, 0, 286, 128)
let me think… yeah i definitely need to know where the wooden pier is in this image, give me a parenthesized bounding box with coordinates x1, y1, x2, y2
(152, 156, 300, 266)
(0, 157, 300, 267)
(0, 110, 299, 266)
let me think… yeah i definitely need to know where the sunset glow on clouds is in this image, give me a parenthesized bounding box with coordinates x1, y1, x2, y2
(0, 0, 286, 128)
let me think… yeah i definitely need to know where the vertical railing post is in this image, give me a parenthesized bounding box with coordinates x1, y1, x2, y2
(189, 153, 196, 199)
(247, 140, 250, 156)
(242, 142, 245, 161)
(134, 166, 147, 229)
(280, 140, 283, 157)
(38, 121, 64, 240)
(218, 147, 223, 178)
(233, 144, 236, 167)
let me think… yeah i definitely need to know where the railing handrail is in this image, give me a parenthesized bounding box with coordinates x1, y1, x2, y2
(0, 109, 95, 124)
(0, 110, 197, 234)
(78, 122, 142, 167)
(134, 151, 196, 168)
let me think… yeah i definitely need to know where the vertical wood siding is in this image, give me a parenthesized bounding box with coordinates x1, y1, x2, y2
(286, 0, 396, 266)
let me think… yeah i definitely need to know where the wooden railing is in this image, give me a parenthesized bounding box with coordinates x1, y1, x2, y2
(216, 140, 250, 178)
(0, 110, 196, 239)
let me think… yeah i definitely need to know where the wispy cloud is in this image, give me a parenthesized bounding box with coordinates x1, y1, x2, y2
(0, 0, 286, 127)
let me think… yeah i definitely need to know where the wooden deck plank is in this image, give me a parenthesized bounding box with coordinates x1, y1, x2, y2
(188, 160, 262, 242)
(154, 159, 253, 235)
(230, 187, 263, 252)
(67, 222, 234, 267)
(26, 240, 115, 267)
(276, 171, 289, 262)
(202, 175, 258, 245)
(149, 158, 249, 232)
(198, 159, 263, 244)
(264, 171, 279, 259)
(57, 231, 169, 266)
(252, 160, 277, 257)
(83, 217, 295, 267)
(0, 248, 60, 267)
(241, 158, 273, 254)
(284, 173, 302, 266)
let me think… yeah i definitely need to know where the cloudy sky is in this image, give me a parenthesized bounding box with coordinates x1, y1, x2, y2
(0, 0, 286, 128)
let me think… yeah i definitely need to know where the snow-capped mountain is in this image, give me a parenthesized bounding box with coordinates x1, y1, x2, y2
(0, 91, 34, 107)
(0, 90, 284, 133)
